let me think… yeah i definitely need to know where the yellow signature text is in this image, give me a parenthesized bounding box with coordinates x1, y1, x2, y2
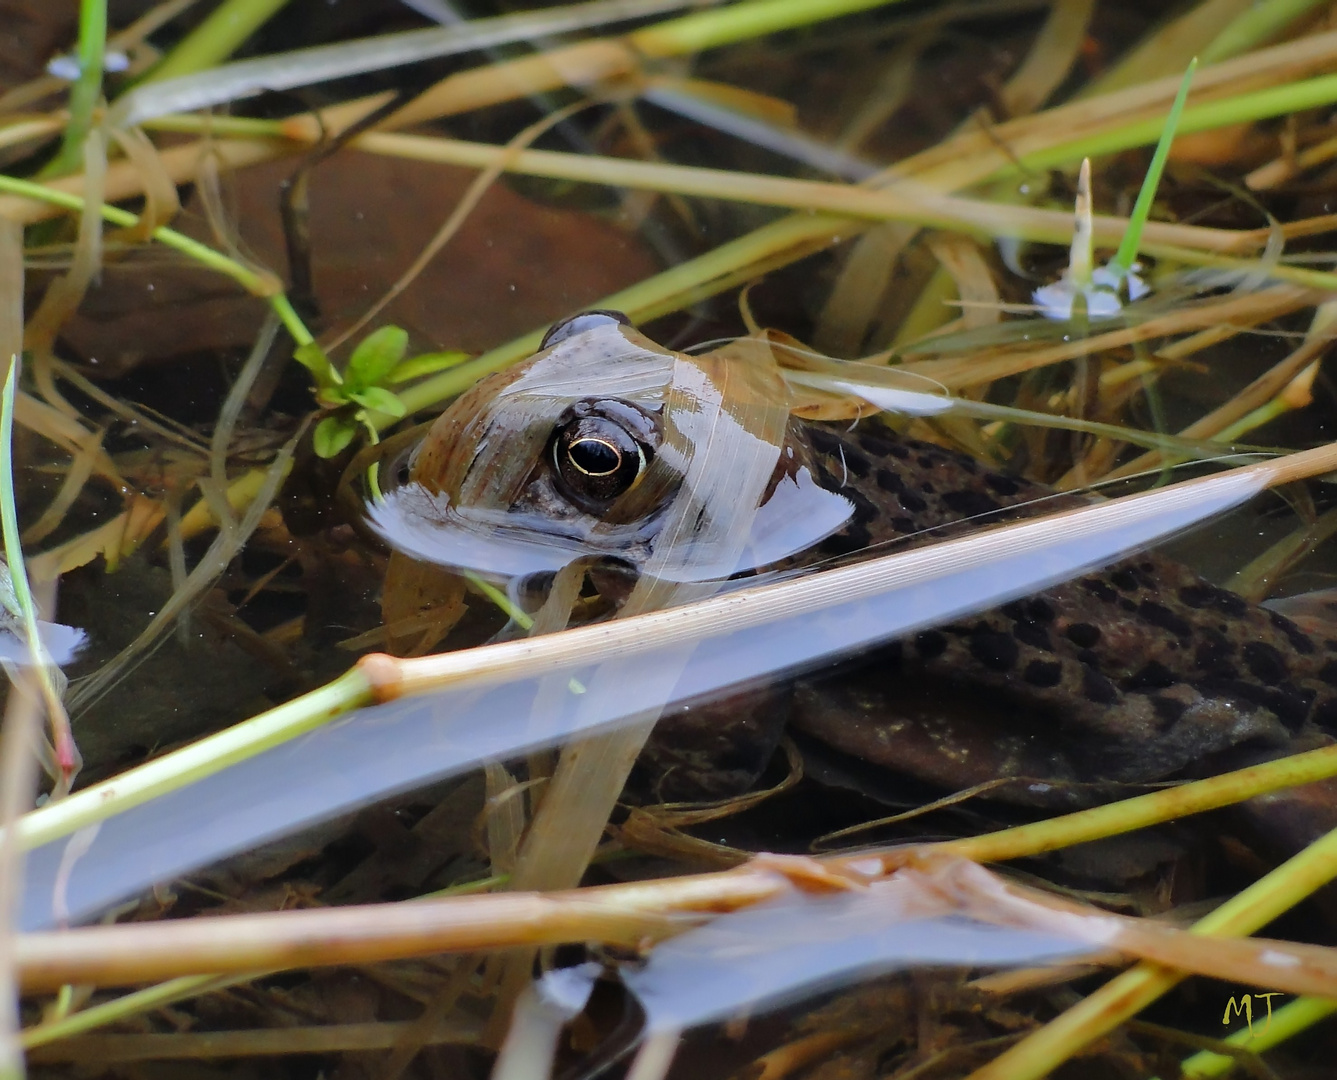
(1223, 992, 1285, 1038)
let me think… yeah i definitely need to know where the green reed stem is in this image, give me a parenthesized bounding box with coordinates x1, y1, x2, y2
(0, 364, 49, 677)
(1110, 58, 1197, 276)
(1178, 995, 1337, 1077)
(630, 0, 906, 56)
(43, 0, 107, 178)
(21, 974, 250, 1049)
(1201, 0, 1331, 64)
(0, 175, 327, 382)
(14, 666, 373, 852)
(144, 0, 294, 82)
(1013, 70, 1337, 175)
(968, 823, 1337, 1080)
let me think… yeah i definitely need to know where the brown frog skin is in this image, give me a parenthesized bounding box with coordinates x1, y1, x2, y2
(638, 417, 1337, 821)
(779, 424, 1337, 805)
(381, 313, 1337, 842)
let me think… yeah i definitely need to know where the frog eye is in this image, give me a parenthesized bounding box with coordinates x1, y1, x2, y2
(540, 309, 631, 350)
(552, 414, 647, 504)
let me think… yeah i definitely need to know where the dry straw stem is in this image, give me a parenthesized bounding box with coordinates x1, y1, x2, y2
(7, 16, 1333, 240)
(1108, 316, 1337, 479)
(12, 742, 1337, 989)
(343, 131, 1276, 259)
(21, 792, 1337, 996)
(900, 284, 1322, 389)
(26, 1015, 484, 1064)
(381, 0, 916, 130)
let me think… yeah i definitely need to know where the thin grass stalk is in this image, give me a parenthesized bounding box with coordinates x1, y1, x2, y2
(1178, 995, 1337, 1077)
(0, 174, 317, 364)
(26, 1015, 483, 1062)
(1200, 0, 1332, 63)
(144, 0, 293, 82)
(1110, 58, 1197, 276)
(962, 823, 1337, 1080)
(11, 740, 1337, 993)
(0, 364, 71, 778)
(43, 0, 106, 178)
(0, 679, 40, 1080)
(21, 973, 275, 1050)
(386, 0, 915, 129)
(0, 226, 30, 1080)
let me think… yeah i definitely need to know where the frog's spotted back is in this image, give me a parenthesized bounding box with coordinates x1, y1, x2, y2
(789, 421, 1337, 787)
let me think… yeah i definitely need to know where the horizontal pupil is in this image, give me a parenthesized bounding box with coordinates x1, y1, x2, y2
(569, 438, 621, 476)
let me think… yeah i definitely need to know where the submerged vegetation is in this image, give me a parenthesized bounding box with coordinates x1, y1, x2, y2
(8, 0, 1337, 1077)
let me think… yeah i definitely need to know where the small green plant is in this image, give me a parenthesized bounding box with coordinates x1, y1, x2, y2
(303, 327, 468, 458)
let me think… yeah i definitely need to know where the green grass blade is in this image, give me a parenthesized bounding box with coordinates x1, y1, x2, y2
(1110, 57, 1198, 277)
(0, 362, 50, 677)
(42, 0, 107, 178)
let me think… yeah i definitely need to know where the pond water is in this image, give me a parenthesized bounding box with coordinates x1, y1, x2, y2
(9, 0, 1337, 1077)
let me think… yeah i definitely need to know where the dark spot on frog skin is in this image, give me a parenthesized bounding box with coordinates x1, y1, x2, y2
(1076, 649, 1099, 667)
(856, 430, 896, 457)
(1319, 660, 1337, 686)
(898, 490, 928, 513)
(917, 456, 936, 470)
(1111, 568, 1140, 592)
(1082, 667, 1119, 704)
(1151, 695, 1187, 724)
(1275, 683, 1316, 728)
(914, 630, 948, 658)
(808, 428, 843, 456)
(841, 447, 871, 478)
(1137, 600, 1192, 638)
(1014, 622, 1053, 651)
(819, 525, 872, 556)
(1023, 659, 1063, 687)
(1026, 599, 1055, 623)
(941, 490, 1003, 517)
(1177, 584, 1248, 617)
(1314, 697, 1337, 728)
(875, 468, 905, 494)
(1119, 599, 1137, 613)
(969, 625, 1019, 671)
(984, 473, 1019, 496)
(919, 481, 936, 493)
(1268, 609, 1316, 654)
(1242, 641, 1289, 685)
(844, 487, 879, 525)
(892, 516, 917, 533)
(1066, 623, 1101, 648)
(886, 442, 910, 460)
(1194, 630, 1236, 675)
(1126, 661, 1178, 690)
(1082, 579, 1118, 603)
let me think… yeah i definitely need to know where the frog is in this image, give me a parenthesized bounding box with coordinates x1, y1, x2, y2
(371, 310, 1337, 848)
